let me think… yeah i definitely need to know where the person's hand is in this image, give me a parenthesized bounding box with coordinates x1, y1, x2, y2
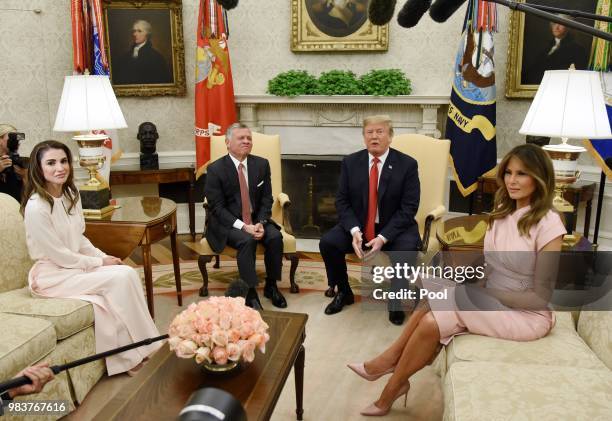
(8, 362, 54, 399)
(352, 230, 364, 259)
(241, 224, 258, 238)
(364, 236, 385, 260)
(0, 155, 12, 173)
(102, 256, 123, 266)
(253, 223, 265, 240)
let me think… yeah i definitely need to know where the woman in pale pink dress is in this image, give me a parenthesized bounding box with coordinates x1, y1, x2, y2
(20, 140, 161, 376)
(349, 144, 566, 416)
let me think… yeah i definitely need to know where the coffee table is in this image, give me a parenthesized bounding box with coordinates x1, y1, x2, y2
(93, 311, 308, 421)
(84, 196, 182, 318)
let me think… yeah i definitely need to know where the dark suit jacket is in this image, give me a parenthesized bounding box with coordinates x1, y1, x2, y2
(113, 42, 172, 85)
(336, 148, 420, 243)
(205, 154, 274, 253)
(523, 34, 588, 85)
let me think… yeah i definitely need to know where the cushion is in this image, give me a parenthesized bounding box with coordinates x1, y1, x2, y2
(444, 361, 612, 421)
(0, 193, 32, 293)
(443, 312, 606, 372)
(196, 228, 297, 256)
(0, 288, 94, 340)
(578, 311, 612, 370)
(0, 313, 56, 381)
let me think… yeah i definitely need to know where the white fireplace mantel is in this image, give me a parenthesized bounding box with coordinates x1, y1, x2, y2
(235, 95, 450, 155)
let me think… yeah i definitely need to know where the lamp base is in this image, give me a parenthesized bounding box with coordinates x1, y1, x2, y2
(80, 187, 113, 219)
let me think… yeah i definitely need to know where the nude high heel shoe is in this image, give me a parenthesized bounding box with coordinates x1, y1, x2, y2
(347, 362, 394, 381)
(360, 382, 410, 417)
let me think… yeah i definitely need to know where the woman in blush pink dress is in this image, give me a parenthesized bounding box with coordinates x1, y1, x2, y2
(20, 140, 161, 376)
(348, 144, 567, 416)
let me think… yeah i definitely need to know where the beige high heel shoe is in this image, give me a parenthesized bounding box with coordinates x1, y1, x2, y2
(360, 382, 410, 417)
(347, 362, 394, 381)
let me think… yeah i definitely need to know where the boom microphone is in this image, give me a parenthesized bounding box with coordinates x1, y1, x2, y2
(397, 0, 432, 28)
(225, 278, 250, 298)
(217, 0, 239, 10)
(429, 0, 468, 23)
(369, 0, 398, 26)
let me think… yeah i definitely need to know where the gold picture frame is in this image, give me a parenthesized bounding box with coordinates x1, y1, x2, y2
(291, 0, 388, 52)
(102, 0, 186, 96)
(505, 0, 596, 99)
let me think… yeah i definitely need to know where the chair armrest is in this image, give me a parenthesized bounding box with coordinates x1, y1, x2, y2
(421, 205, 447, 252)
(278, 193, 291, 208)
(277, 193, 293, 234)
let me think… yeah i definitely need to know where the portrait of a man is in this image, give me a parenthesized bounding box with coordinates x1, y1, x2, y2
(306, 0, 368, 38)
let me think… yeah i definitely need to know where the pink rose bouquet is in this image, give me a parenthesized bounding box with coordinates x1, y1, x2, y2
(168, 297, 270, 366)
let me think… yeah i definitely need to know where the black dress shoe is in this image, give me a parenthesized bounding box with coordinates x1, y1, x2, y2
(324, 286, 336, 298)
(388, 310, 405, 325)
(264, 282, 287, 308)
(245, 288, 263, 311)
(324, 290, 355, 315)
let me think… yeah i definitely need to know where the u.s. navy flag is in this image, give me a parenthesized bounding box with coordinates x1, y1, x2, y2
(584, 0, 612, 179)
(194, 0, 237, 179)
(446, 0, 497, 196)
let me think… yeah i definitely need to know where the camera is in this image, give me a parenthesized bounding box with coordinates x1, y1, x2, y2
(6, 132, 25, 168)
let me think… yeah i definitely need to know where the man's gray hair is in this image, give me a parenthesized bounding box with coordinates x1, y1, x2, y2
(226, 123, 250, 141)
(134, 20, 152, 36)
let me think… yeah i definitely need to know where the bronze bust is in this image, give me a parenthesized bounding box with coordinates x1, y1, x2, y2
(137, 122, 159, 169)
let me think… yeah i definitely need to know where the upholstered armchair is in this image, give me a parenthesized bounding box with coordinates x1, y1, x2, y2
(392, 134, 451, 253)
(197, 132, 300, 296)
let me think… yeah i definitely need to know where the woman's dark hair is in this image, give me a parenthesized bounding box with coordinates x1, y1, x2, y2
(20, 140, 79, 215)
(488, 144, 557, 236)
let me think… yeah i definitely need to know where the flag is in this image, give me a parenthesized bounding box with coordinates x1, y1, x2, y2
(584, 0, 612, 179)
(446, 0, 497, 196)
(194, 0, 237, 179)
(90, 0, 109, 76)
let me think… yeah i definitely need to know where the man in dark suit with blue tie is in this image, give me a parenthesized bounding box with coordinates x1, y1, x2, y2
(204, 123, 286, 310)
(319, 115, 421, 324)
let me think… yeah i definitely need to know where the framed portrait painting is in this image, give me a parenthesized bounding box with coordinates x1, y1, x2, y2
(291, 0, 389, 52)
(505, 0, 597, 98)
(102, 0, 186, 96)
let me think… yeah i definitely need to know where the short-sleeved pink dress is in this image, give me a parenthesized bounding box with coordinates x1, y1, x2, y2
(431, 206, 566, 345)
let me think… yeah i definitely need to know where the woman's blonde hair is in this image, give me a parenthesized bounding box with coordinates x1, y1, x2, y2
(20, 140, 79, 215)
(0, 124, 17, 138)
(488, 144, 557, 236)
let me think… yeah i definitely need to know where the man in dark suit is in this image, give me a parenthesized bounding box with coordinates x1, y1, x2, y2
(319, 115, 421, 324)
(204, 123, 286, 310)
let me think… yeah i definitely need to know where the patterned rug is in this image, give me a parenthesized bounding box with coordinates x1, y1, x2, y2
(137, 259, 366, 295)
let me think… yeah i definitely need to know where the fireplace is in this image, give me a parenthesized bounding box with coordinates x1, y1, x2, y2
(282, 155, 342, 239)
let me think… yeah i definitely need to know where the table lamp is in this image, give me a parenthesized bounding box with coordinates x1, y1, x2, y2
(519, 69, 611, 213)
(53, 75, 127, 218)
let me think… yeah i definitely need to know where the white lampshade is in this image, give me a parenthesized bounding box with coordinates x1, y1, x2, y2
(519, 70, 611, 139)
(53, 75, 127, 132)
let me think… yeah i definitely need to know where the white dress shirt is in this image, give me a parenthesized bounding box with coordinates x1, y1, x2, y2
(132, 41, 147, 58)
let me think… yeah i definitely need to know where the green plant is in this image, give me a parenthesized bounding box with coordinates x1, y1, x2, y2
(316, 70, 364, 95)
(359, 69, 412, 96)
(266, 70, 318, 97)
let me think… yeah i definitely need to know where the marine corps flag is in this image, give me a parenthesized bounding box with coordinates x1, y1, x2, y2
(195, 0, 237, 179)
(446, 0, 497, 196)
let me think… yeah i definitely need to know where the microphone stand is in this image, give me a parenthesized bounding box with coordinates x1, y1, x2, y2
(486, 0, 612, 42)
(0, 334, 169, 393)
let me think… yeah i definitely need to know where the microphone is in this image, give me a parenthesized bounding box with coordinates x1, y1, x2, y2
(369, 0, 398, 26)
(397, 0, 432, 28)
(429, 0, 468, 23)
(179, 388, 246, 421)
(225, 278, 250, 298)
(217, 0, 239, 10)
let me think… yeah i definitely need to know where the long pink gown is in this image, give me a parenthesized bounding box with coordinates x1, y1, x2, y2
(24, 194, 162, 375)
(430, 206, 567, 345)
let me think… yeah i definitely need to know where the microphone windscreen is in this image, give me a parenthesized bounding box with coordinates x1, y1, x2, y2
(429, 0, 467, 23)
(225, 279, 250, 298)
(397, 0, 432, 28)
(369, 0, 398, 26)
(217, 0, 239, 10)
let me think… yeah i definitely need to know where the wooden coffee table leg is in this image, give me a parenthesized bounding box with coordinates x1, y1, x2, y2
(142, 244, 154, 319)
(294, 344, 305, 420)
(170, 227, 183, 306)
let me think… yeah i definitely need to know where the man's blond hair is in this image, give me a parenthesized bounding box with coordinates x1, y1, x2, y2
(362, 115, 394, 136)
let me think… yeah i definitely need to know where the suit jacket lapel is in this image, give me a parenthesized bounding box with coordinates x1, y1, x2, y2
(377, 149, 394, 202)
(223, 155, 240, 202)
(360, 150, 369, 212)
(247, 155, 257, 208)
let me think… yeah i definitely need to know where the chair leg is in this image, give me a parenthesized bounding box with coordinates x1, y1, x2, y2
(285, 253, 300, 293)
(213, 255, 220, 269)
(198, 255, 213, 297)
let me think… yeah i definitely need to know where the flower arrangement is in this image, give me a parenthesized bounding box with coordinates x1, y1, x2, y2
(168, 297, 270, 367)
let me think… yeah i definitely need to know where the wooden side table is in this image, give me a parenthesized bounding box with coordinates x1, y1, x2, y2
(110, 165, 196, 238)
(84, 197, 182, 318)
(474, 175, 596, 239)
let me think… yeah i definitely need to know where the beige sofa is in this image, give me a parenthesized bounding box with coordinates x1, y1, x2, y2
(435, 309, 612, 420)
(0, 193, 105, 420)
